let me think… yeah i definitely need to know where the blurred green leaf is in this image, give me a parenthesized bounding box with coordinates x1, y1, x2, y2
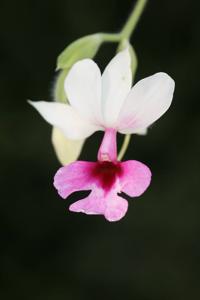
(57, 34, 103, 70)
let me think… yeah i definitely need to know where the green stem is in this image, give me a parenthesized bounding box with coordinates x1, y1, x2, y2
(101, 33, 121, 43)
(117, 134, 131, 161)
(120, 0, 148, 40)
(117, 0, 148, 160)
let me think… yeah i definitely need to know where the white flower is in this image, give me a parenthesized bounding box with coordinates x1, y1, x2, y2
(29, 49, 175, 144)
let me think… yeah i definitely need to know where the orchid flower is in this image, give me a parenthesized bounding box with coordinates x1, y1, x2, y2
(29, 49, 175, 221)
(53, 128, 151, 221)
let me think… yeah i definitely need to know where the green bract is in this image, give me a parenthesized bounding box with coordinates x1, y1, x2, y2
(57, 34, 103, 70)
(54, 69, 69, 103)
(117, 40, 138, 76)
(128, 44, 138, 76)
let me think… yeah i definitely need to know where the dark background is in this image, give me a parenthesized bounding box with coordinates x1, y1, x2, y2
(1, 0, 200, 299)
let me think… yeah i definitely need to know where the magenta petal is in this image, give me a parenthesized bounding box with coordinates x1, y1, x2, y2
(53, 161, 96, 198)
(104, 195, 128, 222)
(69, 190, 106, 215)
(120, 160, 151, 197)
(69, 188, 128, 222)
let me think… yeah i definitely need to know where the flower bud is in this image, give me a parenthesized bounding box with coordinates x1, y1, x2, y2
(51, 127, 85, 165)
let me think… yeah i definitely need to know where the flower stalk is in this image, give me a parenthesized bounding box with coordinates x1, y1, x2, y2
(118, 0, 148, 160)
(117, 134, 131, 161)
(120, 0, 148, 40)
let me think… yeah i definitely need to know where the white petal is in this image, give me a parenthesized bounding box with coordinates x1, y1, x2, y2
(101, 49, 132, 127)
(117, 72, 175, 133)
(29, 101, 100, 139)
(52, 127, 85, 165)
(64, 59, 102, 124)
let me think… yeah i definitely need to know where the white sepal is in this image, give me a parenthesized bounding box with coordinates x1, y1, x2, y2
(29, 100, 100, 139)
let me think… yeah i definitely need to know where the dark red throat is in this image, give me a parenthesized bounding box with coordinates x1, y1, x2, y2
(91, 161, 123, 191)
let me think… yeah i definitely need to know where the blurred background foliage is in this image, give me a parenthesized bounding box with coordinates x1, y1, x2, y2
(1, 0, 200, 299)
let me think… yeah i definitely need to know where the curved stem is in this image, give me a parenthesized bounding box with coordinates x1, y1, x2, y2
(101, 0, 148, 45)
(120, 0, 148, 40)
(117, 134, 131, 161)
(101, 33, 121, 43)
